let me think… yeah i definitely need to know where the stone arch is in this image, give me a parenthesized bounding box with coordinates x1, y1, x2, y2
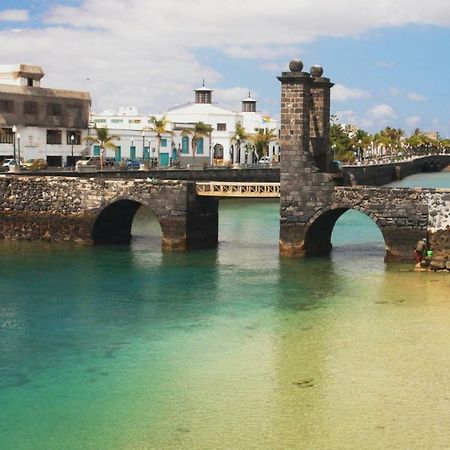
(92, 196, 161, 245)
(304, 204, 386, 257)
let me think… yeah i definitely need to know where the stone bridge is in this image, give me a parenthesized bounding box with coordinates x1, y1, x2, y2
(0, 176, 218, 250)
(0, 60, 450, 263)
(277, 60, 450, 262)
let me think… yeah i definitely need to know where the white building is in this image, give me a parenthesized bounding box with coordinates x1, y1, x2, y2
(0, 65, 91, 167)
(90, 83, 280, 167)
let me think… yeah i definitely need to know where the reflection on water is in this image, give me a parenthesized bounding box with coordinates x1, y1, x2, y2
(0, 174, 449, 449)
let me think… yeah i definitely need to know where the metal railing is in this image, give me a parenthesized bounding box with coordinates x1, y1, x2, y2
(196, 181, 280, 197)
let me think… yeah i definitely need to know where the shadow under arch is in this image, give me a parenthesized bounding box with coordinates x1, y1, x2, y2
(304, 205, 386, 258)
(93, 198, 159, 245)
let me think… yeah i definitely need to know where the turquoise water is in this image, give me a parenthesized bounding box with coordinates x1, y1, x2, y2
(0, 172, 449, 449)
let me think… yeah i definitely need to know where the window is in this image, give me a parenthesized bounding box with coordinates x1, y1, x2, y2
(0, 99, 15, 113)
(27, 78, 33, 87)
(161, 138, 167, 147)
(111, 119, 123, 124)
(0, 128, 14, 144)
(94, 119, 106, 124)
(47, 103, 62, 116)
(217, 123, 226, 131)
(128, 119, 141, 124)
(67, 130, 81, 145)
(47, 129, 62, 145)
(24, 101, 38, 115)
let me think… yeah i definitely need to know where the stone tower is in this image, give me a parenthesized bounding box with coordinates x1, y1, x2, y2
(278, 60, 335, 256)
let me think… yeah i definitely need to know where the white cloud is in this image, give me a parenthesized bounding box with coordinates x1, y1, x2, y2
(406, 91, 426, 102)
(1, 0, 450, 113)
(405, 115, 421, 129)
(214, 87, 257, 111)
(0, 9, 29, 22)
(368, 104, 397, 121)
(258, 62, 285, 72)
(332, 84, 371, 101)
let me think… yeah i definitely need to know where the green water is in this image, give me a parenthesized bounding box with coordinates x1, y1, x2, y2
(0, 173, 449, 449)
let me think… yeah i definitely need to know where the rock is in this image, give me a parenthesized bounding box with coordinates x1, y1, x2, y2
(429, 259, 447, 271)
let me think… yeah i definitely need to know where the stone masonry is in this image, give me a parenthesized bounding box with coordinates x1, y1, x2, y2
(278, 60, 450, 262)
(0, 176, 218, 250)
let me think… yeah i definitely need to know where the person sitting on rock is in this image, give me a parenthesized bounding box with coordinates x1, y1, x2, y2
(415, 238, 427, 264)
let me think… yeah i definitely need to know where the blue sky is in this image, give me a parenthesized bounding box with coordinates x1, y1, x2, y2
(2, 0, 450, 135)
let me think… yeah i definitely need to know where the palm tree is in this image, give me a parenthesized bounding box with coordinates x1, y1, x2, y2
(148, 116, 172, 167)
(250, 128, 277, 159)
(181, 121, 212, 164)
(84, 127, 120, 171)
(230, 122, 248, 164)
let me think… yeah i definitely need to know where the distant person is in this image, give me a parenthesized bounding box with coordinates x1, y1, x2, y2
(415, 238, 427, 263)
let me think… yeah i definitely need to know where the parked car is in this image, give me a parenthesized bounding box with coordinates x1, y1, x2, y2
(126, 159, 141, 169)
(23, 159, 48, 170)
(258, 156, 271, 165)
(2, 158, 15, 168)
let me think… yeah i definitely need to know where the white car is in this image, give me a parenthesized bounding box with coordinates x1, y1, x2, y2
(2, 159, 15, 168)
(258, 156, 271, 165)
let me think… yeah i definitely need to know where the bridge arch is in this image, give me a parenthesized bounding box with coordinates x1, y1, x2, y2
(92, 196, 161, 245)
(304, 204, 386, 257)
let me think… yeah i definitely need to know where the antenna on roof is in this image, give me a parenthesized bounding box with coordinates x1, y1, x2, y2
(202, 78, 205, 87)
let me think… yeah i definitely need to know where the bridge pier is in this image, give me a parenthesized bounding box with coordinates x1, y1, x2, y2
(278, 60, 335, 257)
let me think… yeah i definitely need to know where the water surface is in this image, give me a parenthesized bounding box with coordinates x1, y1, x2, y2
(0, 172, 449, 449)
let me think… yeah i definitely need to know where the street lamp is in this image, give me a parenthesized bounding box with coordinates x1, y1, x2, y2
(17, 132, 21, 170)
(70, 134, 75, 170)
(12, 125, 17, 166)
(236, 134, 240, 164)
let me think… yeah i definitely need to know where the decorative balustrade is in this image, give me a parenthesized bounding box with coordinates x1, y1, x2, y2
(196, 181, 280, 197)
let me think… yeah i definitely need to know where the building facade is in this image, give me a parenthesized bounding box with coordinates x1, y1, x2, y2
(91, 84, 280, 167)
(0, 65, 91, 167)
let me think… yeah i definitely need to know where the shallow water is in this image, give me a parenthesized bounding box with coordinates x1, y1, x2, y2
(0, 172, 449, 449)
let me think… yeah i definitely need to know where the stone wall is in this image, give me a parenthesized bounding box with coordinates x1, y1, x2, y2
(0, 175, 218, 250)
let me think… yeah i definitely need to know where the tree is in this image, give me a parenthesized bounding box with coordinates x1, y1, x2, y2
(329, 122, 354, 163)
(250, 128, 277, 158)
(84, 127, 120, 171)
(148, 116, 172, 167)
(181, 121, 212, 164)
(230, 122, 249, 164)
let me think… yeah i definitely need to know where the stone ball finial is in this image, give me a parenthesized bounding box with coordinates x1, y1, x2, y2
(310, 65, 324, 77)
(289, 60, 303, 72)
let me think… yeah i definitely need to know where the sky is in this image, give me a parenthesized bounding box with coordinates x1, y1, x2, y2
(2, 0, 450, 135)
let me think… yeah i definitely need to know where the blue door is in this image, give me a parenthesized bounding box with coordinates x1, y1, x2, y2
(160, 152, 169, 167)
(130, 146, 136, 160)
(196, 138, 204, 155)
(93, 145, 100, 156)
(143, 147, 150, 161)
(182, 136, 189, 154)
(115, 146, 121, 162)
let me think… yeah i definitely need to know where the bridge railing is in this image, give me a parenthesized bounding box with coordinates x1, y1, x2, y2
(196, 181, 280, 198)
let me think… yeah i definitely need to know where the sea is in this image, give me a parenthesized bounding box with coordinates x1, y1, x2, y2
(0, 171, 449, 449)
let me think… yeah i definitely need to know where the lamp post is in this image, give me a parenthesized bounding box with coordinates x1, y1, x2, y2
(12, 125, 17, 169)
(17, 132, 21, 171)
(236, 135, 240, 165)
(70, 134, 74, 170)
(141, 131, 145, 160)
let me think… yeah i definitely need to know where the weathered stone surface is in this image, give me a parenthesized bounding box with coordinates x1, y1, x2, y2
(277, 62, 450, 262)
(0, 175, 218, 251)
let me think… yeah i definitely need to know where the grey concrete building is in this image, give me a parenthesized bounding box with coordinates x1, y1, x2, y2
(0, 64, 91, 167)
